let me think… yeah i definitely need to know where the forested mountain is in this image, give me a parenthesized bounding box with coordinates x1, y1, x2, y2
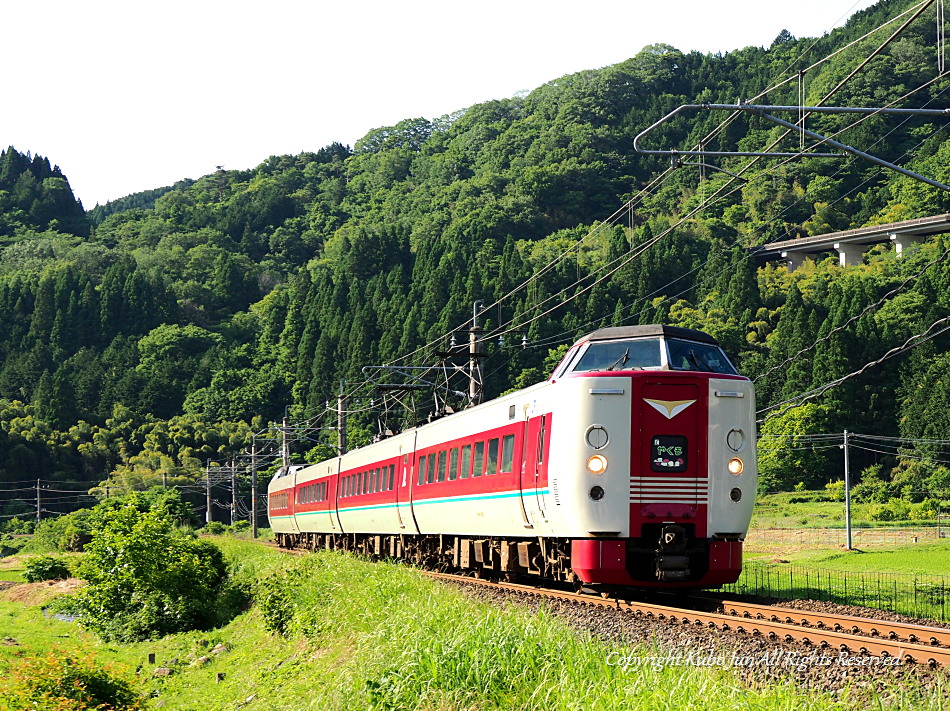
(3, 0, 950, 513)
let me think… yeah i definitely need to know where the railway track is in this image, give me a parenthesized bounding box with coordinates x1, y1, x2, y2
(423, 571, 950, 667)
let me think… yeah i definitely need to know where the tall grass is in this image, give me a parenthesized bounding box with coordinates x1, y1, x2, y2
(3, 540, 945, 710)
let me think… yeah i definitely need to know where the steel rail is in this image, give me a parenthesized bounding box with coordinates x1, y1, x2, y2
(714, 598, 950, 647)
(423, 571, 950, 666)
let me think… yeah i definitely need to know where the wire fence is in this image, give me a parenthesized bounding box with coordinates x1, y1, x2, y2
(746, 525, 948, 547)
(723, 561, 950, 622)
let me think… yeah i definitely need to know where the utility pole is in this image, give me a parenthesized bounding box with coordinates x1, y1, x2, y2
(251, 437, 258, 539)
(230, 459, 237, 527)
(843, 430, 853, 550)
(281, 409, 290, 470)
(338, 380, 347, 455)
(36, 478, 41, 525)
(469, 300, 485, 404)
(205, 461, 212, 524)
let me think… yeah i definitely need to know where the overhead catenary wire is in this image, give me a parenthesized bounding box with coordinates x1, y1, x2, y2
(759, 313, 950, 421)
(389, 2, 930, 371)
(531, 73, 950, 352)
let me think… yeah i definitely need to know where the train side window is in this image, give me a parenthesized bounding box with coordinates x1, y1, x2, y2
(486, 438, 499, 475)
(388, 464, 395, 490)
(501, 434, 515, 473)
(473, 441, 484, 476)
(373, 468, 380, 493)
(437, 450, 447, 482)
(376, 467, 382, 492)
(417, 456, 427, 486)
(460, 444, 471, 479)
(426, 454, 436, 484)
(449, 448, 459, 481)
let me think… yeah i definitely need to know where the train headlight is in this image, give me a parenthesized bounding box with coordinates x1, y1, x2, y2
(727, 457, 744, 476)
(730, 487, 742, 502)
(587, 455, 608, 474)
(589, 486, 605, 501)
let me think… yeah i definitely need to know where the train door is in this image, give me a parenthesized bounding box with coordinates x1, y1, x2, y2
(329, 460, 341, 532)
(520, 413, 549, 525)
(395, 445, 407, 530)
(399, 433, 421, 534)
(286, 467, 300, 534)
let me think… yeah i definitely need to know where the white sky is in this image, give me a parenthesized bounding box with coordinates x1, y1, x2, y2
(3, 0, 883, 208)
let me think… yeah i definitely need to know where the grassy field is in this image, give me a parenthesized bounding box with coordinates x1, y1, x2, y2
(750, 491, 948, 530)
(736, 492, 950, 617)
(2, 538, 942, 710)
(782, 545, 950, 575)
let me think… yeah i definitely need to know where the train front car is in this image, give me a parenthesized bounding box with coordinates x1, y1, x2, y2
(549, 325, 756, 589)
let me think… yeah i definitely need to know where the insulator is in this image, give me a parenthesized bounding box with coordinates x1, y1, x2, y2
(498, 335, 504, 346)
(450, 334, 456, 348)
(521, 334, 527, 349)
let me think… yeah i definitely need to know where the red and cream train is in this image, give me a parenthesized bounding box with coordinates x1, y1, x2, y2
(269, 325, 757, 589)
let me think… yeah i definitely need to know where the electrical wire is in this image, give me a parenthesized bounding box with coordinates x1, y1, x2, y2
(760, 313, 950, 420)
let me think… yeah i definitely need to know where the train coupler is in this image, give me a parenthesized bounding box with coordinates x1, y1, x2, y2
(655, 524, 690, 581)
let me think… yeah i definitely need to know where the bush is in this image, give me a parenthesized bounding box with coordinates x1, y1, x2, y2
(71, 504, 228, 641)
(28, 509, 94, 552)
(867, 499, 913, 522)
(202, 521, 228, 535)
(4, 516, 34, 535)
(0, 650, 142, 710)
(824, 480, 845, 502)
(24, 555, 71, 582)
(912, 498, 940, 520)
(232, 520, 250, 533)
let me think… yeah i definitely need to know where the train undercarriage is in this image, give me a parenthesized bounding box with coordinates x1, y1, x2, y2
(273, 530, 739, 589)
(275, 531, 579, 584)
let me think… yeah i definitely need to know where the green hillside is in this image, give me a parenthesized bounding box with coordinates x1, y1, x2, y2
(2, 0, 950, 511)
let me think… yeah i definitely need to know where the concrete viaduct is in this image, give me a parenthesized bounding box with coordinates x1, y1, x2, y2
(753, 213, 950, 270)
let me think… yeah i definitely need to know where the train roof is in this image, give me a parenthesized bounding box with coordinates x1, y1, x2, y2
(576, 325, 719, 346)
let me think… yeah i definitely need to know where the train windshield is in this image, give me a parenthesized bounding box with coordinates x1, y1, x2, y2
(571, 339, 662, 372)
(667, 339, 737, 375)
